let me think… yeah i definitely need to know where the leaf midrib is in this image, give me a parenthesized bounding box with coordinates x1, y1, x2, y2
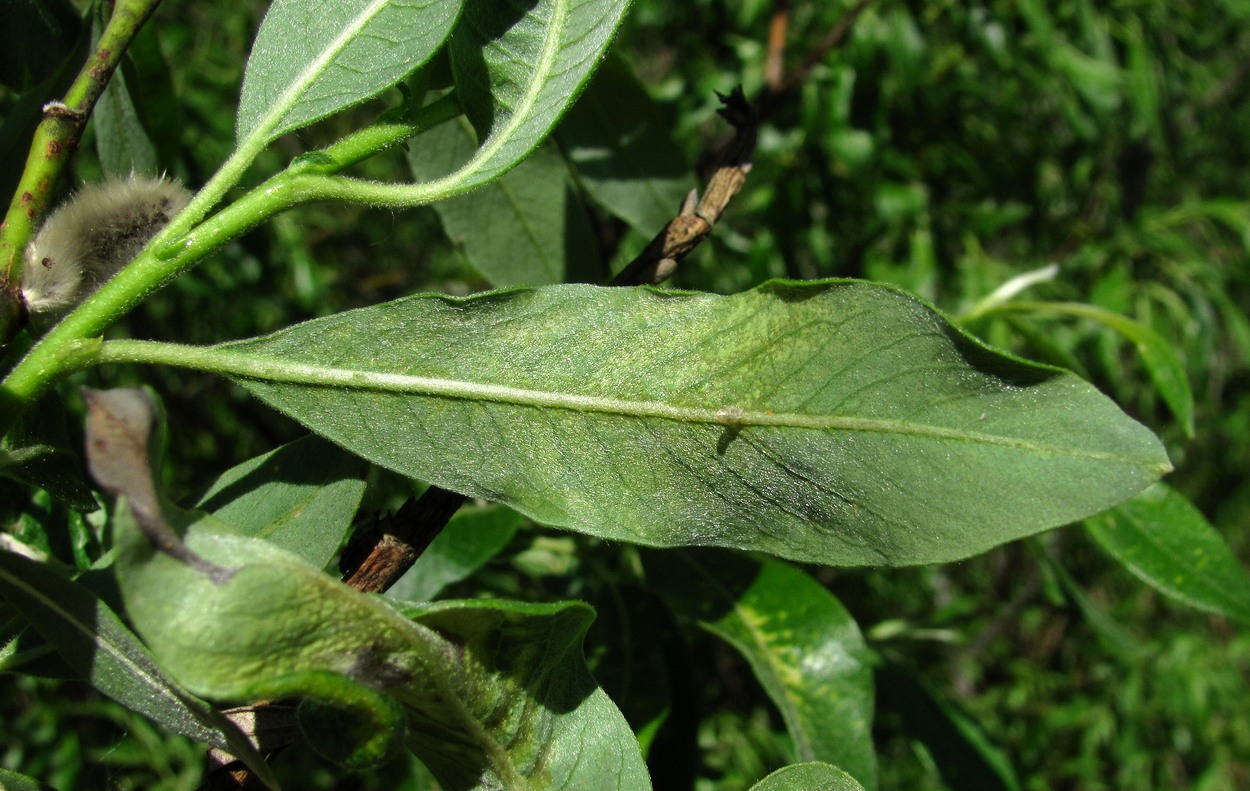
(447, 0, 568, 187)
(148, 345, 1169, 467)
(246, 0, 393, 144)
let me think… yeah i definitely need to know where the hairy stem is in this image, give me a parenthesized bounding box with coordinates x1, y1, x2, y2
(0, 0, 165, 284)
(0, 97, 462, 437)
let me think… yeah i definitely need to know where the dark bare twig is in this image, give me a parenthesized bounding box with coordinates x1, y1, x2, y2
(611, 87, 758, 288)
(339, 487, 468, 592)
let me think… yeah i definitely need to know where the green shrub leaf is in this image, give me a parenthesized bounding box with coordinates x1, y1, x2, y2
(749, 762, 867, 791)
(986, 301, 1195, 437)
(114, 510, 650, 788)
(408, 123, 599, 286)
(1085, 483, 1250, 622)
(0, 552, 277, 788)
(647, 549, 876, 790)
(386, 504, 524, 602)
(180, 279, 1172, 567)
(187, 434, 366, 571)
(876, 663, 1021, 791)
(237, 0, 462, 146)
(445, 0, 633, 191)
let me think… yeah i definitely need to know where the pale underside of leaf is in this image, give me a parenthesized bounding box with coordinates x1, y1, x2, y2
(191, 280, 1172, 567)
(444, 0, 633, 191)
(237, 0, 461, 145)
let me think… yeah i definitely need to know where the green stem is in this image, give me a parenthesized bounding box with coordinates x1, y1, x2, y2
(0, 0, 164, 284)
(0, 0, 165, 342)
(0, 96, 463, 436)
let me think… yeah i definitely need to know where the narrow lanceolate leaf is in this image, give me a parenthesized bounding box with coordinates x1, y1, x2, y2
(647, 550, 876, 791)
(114, 512, 650, 789)
(1085, 483, 1250, 623)
(195, 280, 1171, 567)
(187, 435, 367, 571)
(387, 504, 524, 602)
(875, 663, 1021, 791)
(444, 0, 632, 190)
(94, 63, 158, 177)
(0, 552, 277, 789)
(749, 763, 867, 791)
(237, 0, 462, 146)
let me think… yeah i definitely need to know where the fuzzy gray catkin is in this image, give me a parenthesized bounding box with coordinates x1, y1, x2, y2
(21, 175, 191, 316)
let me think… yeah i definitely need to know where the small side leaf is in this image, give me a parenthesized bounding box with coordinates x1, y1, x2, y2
(187, 434, 367, 571)
(557, 55, 694, 234)
(237, 0, 462, 146)
(646, 549, 877, 791)
(443, 0, 633, 190)
(876, 663, 1021, 791)
(114, 511, 650, 789)
(1085, 483, 1250, 623)
(749, 762, 867, 791)
(990, 301, 1194, 437)
(94, 59, 158, 177)
(386, 503, 524, 602)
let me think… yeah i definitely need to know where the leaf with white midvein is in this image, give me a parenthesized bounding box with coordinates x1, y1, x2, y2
(114, 509, 651, 788)
(133, 279, 1170, 567)
(444, 0, 633, 190)
(646, 549, 876, 789)
(237, 0, 462, 146)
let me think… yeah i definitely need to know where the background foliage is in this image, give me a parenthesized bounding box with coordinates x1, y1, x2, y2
(2, 0, 1248, 789)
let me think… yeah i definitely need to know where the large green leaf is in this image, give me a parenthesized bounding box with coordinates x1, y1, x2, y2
(114, 510, 650, 789)
(187, 434, 367, 571)
(408, 121, 599, 286)
(161, 279, 1174, 567)
(0, 552, 277, 788)
(647, 549, 876, 790)
(1085, 483, 1250, 623)
(236, 0, 462, 146)
(444, 0, 632, 190)
(749, 763, 867, 791)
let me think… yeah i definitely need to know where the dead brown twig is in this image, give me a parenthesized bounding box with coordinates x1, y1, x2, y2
(611, 87, 758, 288)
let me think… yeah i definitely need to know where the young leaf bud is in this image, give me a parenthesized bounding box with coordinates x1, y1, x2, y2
(21, 175, 191, 317)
